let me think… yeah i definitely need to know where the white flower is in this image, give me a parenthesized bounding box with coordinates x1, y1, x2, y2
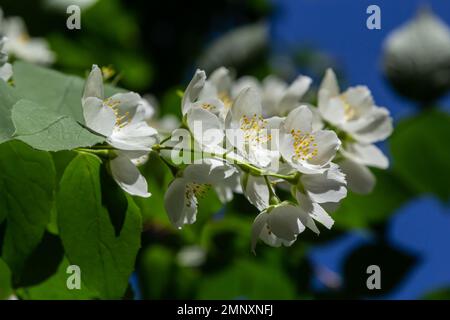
(243, 74, 312, 117)
(82, 65, 158, 197)
(198, 67, 312, 118)
(318, 69, 393, 193)
(1, 11, 55, 65)
(226, 87, 282, 169)
(182, 69, 226, 154)
(251, 202, 316, 251)
(176, 245, 206, 267)
(251, 164, 346, 251)
(241, 173, 270, 211)
(0, 36, 12, 81)
(164, 158, 238, 229)
(280, 105, 341, 174)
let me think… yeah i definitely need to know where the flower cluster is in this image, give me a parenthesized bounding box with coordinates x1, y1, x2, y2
(156, 67, 392, 250)
(79, 65, 392, 251)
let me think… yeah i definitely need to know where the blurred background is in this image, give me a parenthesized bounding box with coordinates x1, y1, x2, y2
(2, 0, 450, 299)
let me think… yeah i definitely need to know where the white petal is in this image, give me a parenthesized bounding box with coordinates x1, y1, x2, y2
(187, 106, 224, 150)
(182, 69, 206, 115)
(297, 192, 334, 230)
(83, 65, 104, 102)
(306, 130, 341, 167)
(0, 63, 12, 81)
(283, 105, 313, 134)
(110, 153, 150, 197)
(318, 95, 346, 126)
(242, 174, 270, 211)
(231, 76, 260, 98)
(341, 143, 389, 169)
(319, 68, 340, 97)
(261, 76, 286, 116)
(278, 75, 312, 115)
(209, 67, 232, 94)
(164, 178, 196, 229)
(301, 164, 347, 203)
(344, 107, 393, 144)
(342, 86, 374, 116)
(338, 158, 375, 194)
(109, 92, 142, 119)
(268, 204, 306, 241)
(251, 211, 270, 251)
(82, 97, 116, 137)
(231, 87, 262, 124)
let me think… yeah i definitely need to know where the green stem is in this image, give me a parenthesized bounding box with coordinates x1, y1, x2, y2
(264, 175, 280, 205)
(153, 144, 299, 182)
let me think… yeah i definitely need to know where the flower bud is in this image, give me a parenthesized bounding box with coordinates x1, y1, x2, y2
(382, 8, 450, 103)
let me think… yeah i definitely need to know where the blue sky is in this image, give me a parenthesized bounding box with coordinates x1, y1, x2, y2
(270, 0, 450, 299)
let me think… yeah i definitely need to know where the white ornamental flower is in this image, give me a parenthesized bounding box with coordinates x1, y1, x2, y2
(0, 36, 12, 81)
(241, 173, 270, 211)
(164, 158, 238, 229)
(198, 67, 312, 119)
(182, 69, 226, 154)
(235, 74, 312, 117)
(251, 202, 317, 251)
(0, 11, 55, 65)
(226, 87, 282, 169)
(82, 65, 158, 197)
(251, 166, 346, 251)
(318, 69, 393, 193)
(280, 105, 341, 174)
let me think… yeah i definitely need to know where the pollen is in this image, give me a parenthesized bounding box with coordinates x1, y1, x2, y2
(240, 114, 272, 144)
(291, 129, 318, 162)
(18, 33, 30, 44)
(218, 92, 233, 109)
(340, 95, 357, 121)
(103, 98, 130, 128)
(185, 183, 211, 208)
(201, 103, 215, 111)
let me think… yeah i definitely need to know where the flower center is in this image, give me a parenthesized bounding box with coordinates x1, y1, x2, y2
(18, 33, 30, 44)
(201, 103, 216, 111)
(219, 92, 233, 110)
(339, 96, 357, 121)
(185, 183, 211, 208)
(240, 114, 272, 145)
(103, 98, 130, 128)
(290, 129, 318, 161)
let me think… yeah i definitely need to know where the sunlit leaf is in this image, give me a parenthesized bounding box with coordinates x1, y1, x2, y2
(390, 110, 450, 201)
(12, 99, 104, 152)
(0, 258, 12, 299)
(57, 153, 142, 299)
(0, 141, 55, 284)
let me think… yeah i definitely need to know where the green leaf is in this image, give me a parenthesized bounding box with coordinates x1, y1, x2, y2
(12, 62, 124, 123)
(0, 141, 55, 283)
(334, 169, 414, 229)
(0, 80, 18, 144)
(17, 258, 97, 300)
(57, 154, 142, 299)
(390, 110, 450, 201)
(15, 232, 64, 288)
(197, 259, 296, 299)
(12, 99, 104, 152)
(0, 258, 12, 299)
